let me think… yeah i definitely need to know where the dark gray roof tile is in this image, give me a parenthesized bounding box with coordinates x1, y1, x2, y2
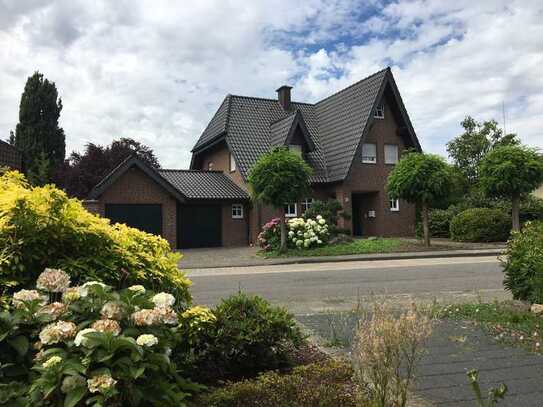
(158, 169, 249, 200)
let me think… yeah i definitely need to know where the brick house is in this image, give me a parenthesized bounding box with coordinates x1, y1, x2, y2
(0, 140, 22, 170)
(87, 67, 421, 248)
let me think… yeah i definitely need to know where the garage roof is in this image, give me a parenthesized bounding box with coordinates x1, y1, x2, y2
(159, 169, 249, 200)
(88, 155, 249, 202)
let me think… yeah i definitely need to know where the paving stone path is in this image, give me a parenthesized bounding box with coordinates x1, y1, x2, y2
(296, 314, 543, 406)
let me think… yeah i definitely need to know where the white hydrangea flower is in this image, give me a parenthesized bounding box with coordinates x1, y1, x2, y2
(42, 355, 62, 369)
(316, 215, 323, 220)
(136, 334, 159, 347)
(127, 285, 146, 294)
(318, 218, 326, 225)
(79, 281, 107, 297)
(12, 289, 46, 308)
(151, 292, 175, 308)
(36, 268, 71, 293)
(87, 375, 117, 394)
(74, 328, 97, 347)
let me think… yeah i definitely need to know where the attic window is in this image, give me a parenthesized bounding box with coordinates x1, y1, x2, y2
(229, 152, 236, 172)
(289, 145, 303, 157)
(374, 105, 385, 119)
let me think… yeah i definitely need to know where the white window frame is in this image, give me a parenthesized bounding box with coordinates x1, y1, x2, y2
(231, 204, 244, 219)
(285, 203, 298, 218)
(374, 104, 385, 119)
(301, 198, 314, 212)
(229, 152, 236, 172)
(390, 198, 400, 212)
(384, 144, 399, 165)
(362, 143, 377, 164)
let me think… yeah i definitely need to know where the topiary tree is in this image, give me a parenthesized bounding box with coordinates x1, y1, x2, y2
(247, 147, 312, 252)
(387, 152, 453, 247)
(479, 145, 543, 231)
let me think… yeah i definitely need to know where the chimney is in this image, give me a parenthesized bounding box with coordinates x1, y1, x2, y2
(276, 85, 293, 110)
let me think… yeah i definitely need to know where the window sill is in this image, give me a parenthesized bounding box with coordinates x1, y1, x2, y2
(362, 161, 377, 164)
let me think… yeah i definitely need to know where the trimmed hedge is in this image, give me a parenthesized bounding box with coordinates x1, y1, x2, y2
(0, 171, 191, 305)
(503, 221, 543, 303)
(416, 208, 458, 238)
(450, 208, 511, 242)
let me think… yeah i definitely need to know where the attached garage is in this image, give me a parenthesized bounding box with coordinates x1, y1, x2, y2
(178, 204, 222, 248)
(105, 204, 162, 236)
(86, 156, 250, 249)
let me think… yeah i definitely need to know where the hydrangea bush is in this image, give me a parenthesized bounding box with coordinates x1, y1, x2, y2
(0, 268, 203, 406)
(257, 216, 329, 251)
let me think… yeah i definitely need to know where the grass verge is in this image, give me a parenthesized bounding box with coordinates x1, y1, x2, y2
(436, 301, 543, 353)
(263, 238, 411, 258)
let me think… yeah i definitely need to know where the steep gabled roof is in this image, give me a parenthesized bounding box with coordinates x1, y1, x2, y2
(159, 169, 249, 200)
(191, 67, 420, 184)
(89, 155, 249, 202)
(89, 155, 186, 202)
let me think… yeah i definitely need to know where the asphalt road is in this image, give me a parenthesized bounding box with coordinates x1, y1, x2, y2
(187, 256, 509, 313)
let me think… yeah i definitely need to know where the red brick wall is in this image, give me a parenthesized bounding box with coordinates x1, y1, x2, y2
(84, 167, 178, 248)
(222, 202, 249, 246)
(339, 100, 416, 236)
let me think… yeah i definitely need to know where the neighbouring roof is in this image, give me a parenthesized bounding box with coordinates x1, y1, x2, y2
(158, 169, 249, 200)
(0, 140, 22, 170)
(89, 155, 249, 202)
(191, 67, 420, 183)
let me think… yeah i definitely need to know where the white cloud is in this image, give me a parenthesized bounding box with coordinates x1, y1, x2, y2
(0, 0, 542, 171)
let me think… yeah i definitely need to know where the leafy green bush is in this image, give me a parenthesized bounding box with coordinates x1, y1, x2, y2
(503, 221, 543, 303)
(0, 171, 191, 305)
(195, 359, 361, 407)
(416, 208, 458, 238)
(178, 292, 304, 383)
(0, 268, 201, 406)
(450, 208, 511, 242)
(303, 199, 343, 230)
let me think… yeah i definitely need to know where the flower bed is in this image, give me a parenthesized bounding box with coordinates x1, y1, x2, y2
(258, 216, 329, 252)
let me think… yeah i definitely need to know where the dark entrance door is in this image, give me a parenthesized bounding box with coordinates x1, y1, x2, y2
(105, 204, 162, 236)
(178, 204, 222, 248)
(352, 195, 363, 236)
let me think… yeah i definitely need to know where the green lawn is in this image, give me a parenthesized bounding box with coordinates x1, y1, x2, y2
(264, 238, 408, 258)
(436, 302, 543, 353)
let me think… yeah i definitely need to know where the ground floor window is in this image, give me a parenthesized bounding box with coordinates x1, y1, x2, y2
(301, 197, 314, 212)
(390, 198, 400, 212)
(231, 204, 244, 219)
(285, 203, 297, 217)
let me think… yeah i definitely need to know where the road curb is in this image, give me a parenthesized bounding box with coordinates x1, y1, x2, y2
(183, 248, 504, 270)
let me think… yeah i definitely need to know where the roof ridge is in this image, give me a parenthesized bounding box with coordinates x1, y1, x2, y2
(158, 168, 224, 173)
(315, 67, 390, 106)
(269, 110, 299, 126)
(229, 94, 315, 106)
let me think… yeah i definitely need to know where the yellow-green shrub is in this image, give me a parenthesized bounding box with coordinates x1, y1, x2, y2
(0, 171, 191, 305)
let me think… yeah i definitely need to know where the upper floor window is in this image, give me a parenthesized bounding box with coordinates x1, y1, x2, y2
(232, 204, 243, 219)
(301, 198, 314, 212)
(374, 104, 385, 119)
(390, 198, 400, 212)
(362, 143, 377, 164)
(285, 203, 297, 217)
(229, 152, 236, 172)
(289, 144, 303, 157)
(207, 161, 214, 170)
(385, 144, 399, 164)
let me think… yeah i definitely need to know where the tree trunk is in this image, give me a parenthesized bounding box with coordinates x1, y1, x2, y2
(422, 202, 430, 247)
(512, 193, 521, 232)
(280, 211, 287, 253)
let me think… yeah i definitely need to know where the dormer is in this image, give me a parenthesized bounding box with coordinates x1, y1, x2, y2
(270, 110, 315, 158)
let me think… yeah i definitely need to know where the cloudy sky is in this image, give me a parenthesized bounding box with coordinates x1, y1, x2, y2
(1, 0, 542, 168)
